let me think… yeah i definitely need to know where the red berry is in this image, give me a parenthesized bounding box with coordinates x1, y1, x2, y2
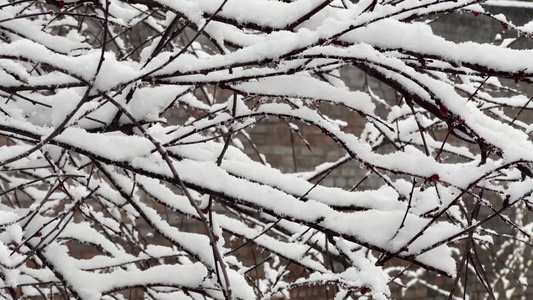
(58, 0, 64, 9)
(430, 174, 439, 181)
(214, 236, 219, 242)
(515, 73, 525, 83)
(242, 92, 249, 97)
(502, 23, 508, 30)
(360, 287, 369, 295)
(35, 232, 42, 237)
(473, 11, 479, 17)
(359, 111, 367, 118)
(440, 105, 449, 117)
(401, 246, 409, 252)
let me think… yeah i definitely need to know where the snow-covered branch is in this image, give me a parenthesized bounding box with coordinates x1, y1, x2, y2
(0, 0, 533, 299)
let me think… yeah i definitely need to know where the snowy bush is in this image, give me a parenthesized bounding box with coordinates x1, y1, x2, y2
(1, 0, 533, 299)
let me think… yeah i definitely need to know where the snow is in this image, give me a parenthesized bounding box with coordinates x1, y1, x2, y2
(486, 0, 533, 8)
(342, 18, 533, 74)
(234, 75, 375, 114)
(155, 0, 331, 29)
(0, 8, 90, 54)
(43, 244, 211, 300)
(55, 128, 155, 161)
